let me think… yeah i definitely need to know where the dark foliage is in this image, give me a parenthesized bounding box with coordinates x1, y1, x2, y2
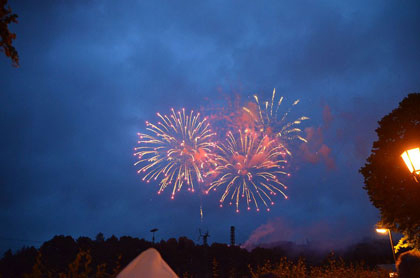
(0, 247, 37, 278)
(0, 0, 18, 67)
(396, 249, 420, 278)
(360, 93, 420, 248)
(0, 234, 398, 278)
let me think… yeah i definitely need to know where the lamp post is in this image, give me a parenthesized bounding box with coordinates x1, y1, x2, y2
(401, 147, 420, 183)
(376, 228, 397, 266)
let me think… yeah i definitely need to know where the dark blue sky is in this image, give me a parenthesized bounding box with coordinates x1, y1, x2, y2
(1, 0, 420, 252)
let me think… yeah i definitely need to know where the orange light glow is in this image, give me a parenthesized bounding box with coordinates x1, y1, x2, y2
(401, 148, 420, 175)
(376, 228, 388, 234)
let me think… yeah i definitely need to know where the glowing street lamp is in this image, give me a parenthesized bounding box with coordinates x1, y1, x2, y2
(401, 147, 420, 182)
(376, 228, 397, 266)
(376, 228, 388, 234)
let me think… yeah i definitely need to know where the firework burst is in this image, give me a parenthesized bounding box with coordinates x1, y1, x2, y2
(134, 108, 216, 199)
(243, 88, 309, 154)
(206, 130, 289, 212)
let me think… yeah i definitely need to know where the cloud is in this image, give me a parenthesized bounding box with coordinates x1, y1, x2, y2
(1, 0, 419, 253)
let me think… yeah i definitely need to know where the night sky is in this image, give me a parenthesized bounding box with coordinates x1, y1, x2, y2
(1, 0, 420, 253)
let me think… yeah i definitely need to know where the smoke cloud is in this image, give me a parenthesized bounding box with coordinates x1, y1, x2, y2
(242, 217, 356, 251)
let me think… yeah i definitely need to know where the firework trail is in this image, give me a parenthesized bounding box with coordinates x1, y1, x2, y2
(243, 88, 309, 155)
(134, 108, 216, 200)
(206, 130, 289, 212)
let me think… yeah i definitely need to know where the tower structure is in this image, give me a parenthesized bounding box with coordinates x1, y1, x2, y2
(230, 226, 235, 246)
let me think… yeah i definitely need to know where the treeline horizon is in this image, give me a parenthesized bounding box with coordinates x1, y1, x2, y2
(0, 233, 401, 278)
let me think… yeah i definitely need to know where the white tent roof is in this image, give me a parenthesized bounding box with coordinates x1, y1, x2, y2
(117, 248, 178, 278)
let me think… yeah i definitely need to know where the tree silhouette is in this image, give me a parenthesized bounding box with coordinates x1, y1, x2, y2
(95, 233, 105, 243)
(0, 0, 18, 67)
(360, 93, 420, 249)
(0, 233, 400, 278)
(39, 235, 79, 273)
